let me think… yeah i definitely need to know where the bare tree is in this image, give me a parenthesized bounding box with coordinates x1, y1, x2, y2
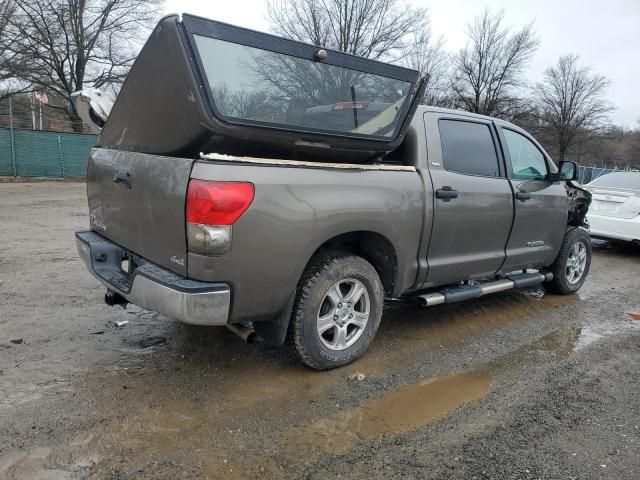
(259, 0, 431, 127)
(267, 0, 428, 63)
(401, 24, 449, 106)
(0, 1, 11, 69)
(451, 9, 538, 118)
(535, 54, 613, 161)
(0, 0, 20, 98)
(4, 0, 160, 129)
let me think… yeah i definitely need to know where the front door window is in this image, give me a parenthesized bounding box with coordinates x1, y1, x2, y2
(502, 129, 548, 180)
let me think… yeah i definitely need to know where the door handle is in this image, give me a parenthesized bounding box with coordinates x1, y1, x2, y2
(435, 186, 458, 201)
(515, 191, 531, 201)
(113, 170, 131, 189)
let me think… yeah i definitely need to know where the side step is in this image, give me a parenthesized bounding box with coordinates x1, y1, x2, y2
(418, 272, 553, 307)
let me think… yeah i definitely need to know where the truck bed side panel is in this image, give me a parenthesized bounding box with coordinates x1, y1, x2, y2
(188, 161, 424, 323)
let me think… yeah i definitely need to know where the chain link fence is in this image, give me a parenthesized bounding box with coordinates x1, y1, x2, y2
(0, 127, 97, 178)
(577, 166, 623, 185)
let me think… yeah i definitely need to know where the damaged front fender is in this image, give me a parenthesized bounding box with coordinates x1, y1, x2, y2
(566, 181, 592, 228)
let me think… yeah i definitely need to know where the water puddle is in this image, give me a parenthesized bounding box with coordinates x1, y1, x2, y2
(4, 287, 636, 479)
(291, 372, 491, 456)
(494, 319, 640, 367)
(573, 326, 605, 351)
(0, 370, 491, 479)
(0, 446, 96, 480)
(353, 289, 580, 375)
(0, 374, 70, 408)
(218, 371, 492, 478)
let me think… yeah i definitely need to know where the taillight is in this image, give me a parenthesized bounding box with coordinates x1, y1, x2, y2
(186, 180, 254, 256)
(186, 180, 254, 225)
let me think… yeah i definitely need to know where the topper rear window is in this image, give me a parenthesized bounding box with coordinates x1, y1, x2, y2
(181, 15, 420, 141)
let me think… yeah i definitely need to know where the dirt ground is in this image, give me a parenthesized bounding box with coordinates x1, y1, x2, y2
(1, 182, 639, 480)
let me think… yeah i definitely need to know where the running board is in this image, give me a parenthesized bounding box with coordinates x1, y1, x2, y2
(417, 272, 553, 307)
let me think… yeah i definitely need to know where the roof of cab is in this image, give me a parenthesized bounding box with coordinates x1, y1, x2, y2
(415, 105, 526, 132)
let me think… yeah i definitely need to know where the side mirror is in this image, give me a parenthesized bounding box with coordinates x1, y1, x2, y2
(555, 161, 579, 182)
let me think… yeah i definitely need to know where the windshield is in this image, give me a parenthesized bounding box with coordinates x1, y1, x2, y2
(588, 172, 640, 190)
(193, 35, 412, 138)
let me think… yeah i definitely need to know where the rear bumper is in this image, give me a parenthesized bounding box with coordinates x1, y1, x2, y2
(586, 213, 640, 242)
(75, 230, 230, 326)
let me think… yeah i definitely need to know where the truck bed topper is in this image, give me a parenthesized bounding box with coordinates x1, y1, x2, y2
(99, 14, 426, 163)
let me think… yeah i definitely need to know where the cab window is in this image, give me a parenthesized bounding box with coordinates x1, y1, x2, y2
(438, 119, 501, 177)
(502, 129, 548, 180)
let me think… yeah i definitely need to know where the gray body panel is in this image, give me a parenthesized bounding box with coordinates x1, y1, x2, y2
(494, 120, 567, 270)
(420, 111, 514, 287)
(82, 106, 574, 326)
(188, 161, 424, 323)
(502, 178, 568, 270)
(86, 148, 193, 276)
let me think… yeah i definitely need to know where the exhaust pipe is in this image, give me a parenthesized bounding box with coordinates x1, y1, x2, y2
(226, 323, 257, 343)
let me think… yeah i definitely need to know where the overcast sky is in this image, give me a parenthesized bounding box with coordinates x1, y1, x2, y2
(164, 0, 640, 127)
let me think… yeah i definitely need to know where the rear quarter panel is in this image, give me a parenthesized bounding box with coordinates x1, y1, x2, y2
(189, 162, 424, 323)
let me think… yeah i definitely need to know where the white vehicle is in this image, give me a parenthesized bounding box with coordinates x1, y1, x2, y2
(585, 172, 640, 245)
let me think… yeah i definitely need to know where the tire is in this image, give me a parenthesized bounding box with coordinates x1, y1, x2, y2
(291, 251, 384, 370)
(546, 228, 592, 295)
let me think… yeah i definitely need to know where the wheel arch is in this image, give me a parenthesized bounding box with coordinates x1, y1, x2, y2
(255, 230, 399, 347)
(303, 230, 399, 297)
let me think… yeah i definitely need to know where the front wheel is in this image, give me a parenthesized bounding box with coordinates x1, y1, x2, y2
(546, 228, 592, 294)
(291, 252, 384, 370)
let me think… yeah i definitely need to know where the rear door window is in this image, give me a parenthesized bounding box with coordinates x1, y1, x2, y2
(439, 120, 501, 177)
(502, 129, 548, 180)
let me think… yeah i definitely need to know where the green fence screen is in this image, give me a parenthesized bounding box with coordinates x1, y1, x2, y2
(0, 127, 97, 178)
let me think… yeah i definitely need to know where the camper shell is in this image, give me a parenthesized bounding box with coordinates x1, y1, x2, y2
(99, 14, 426, 163)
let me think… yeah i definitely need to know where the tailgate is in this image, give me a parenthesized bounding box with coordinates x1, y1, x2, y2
(86, 148, 193, 275)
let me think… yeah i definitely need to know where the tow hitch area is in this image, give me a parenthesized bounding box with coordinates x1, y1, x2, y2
(104, 290, 128, 308)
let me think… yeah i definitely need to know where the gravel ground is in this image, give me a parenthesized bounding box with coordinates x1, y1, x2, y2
(0, 182, 639, 480)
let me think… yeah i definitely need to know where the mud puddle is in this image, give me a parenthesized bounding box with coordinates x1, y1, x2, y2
(351, 289, 580, 376)
(2, 315, 634, 480)
(0, 289, 617, 479)
(519, 319, 640, 362)
(0, 446, 96, 480)
(290, 372, 491, 455)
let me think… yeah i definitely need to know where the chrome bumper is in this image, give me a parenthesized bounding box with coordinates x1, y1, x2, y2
(75, 230, 230, 326)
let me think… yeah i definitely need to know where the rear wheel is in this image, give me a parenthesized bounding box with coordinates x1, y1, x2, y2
(291, 252, 384, 370)
(546, 228, 592, 294)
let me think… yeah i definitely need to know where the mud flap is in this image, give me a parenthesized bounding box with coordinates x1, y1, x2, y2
(253, 294, 295, 346)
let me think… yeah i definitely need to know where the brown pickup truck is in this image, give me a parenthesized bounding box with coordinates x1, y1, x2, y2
(75, 13, 592, 370)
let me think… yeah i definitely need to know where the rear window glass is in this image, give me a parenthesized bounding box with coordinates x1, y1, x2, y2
(193, 35, 413, 139)
(439, 120, 501, 177)
(589, 172, 640, 190)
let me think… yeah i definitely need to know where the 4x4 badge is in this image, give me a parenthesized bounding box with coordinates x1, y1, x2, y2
(170, 256, 185, 266)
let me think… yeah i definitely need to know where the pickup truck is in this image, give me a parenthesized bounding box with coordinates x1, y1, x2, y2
(75, 14, 592, 370)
